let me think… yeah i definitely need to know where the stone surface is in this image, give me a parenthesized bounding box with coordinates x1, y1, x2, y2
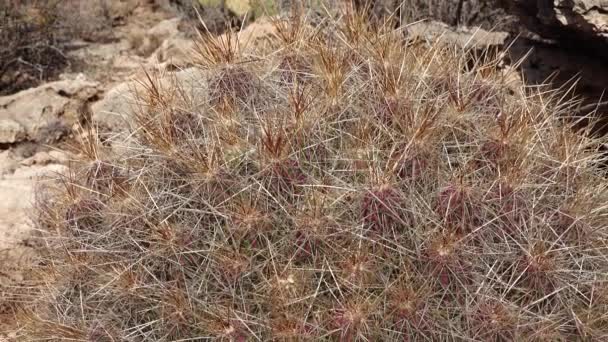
(148, 17, 194, 67)
(135, 17, 182, 57)
(553, 0, 608, 38)
(148, 17, 182, 41)
(507, 0, 608, 46)
(0, 120, 26, 145)
(91, 81, 140, 130)
(499, 0, 608, 130)
(407, 20, 509, 47)
(0, 151, 68, 285)
(105, 0, 141, 21)
(150, 35, 195, 66)
(0, 151, 18, 176)
(0, 74, 101, 144)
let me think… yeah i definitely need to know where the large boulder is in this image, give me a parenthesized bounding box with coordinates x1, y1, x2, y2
(505, 1, 608, 53)
(498, 1, 608, 131)
(0, 75, 101, 145)
(0, 120, 26, 145)
(407, 20, 509, 47)
(147, 17, 194, 66)
(538, 0, 608, 39)
(558, 0, 608, 37)
(128, 17, 183, 58)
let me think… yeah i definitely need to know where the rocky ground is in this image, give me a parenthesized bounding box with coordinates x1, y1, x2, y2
(1, 0, 607, 336)
(0, 0, 173, 288)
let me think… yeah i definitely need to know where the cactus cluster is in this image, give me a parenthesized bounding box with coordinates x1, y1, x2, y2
(7, 4, 608, 341)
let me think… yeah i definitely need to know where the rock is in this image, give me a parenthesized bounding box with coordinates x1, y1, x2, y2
(132, 18, 182, 57)
(0, 75, 101, 144)
(91, 81, 138, 131)
(113, 54, 148, 71)
(0, 120, 26, 144)
(552, 0, 608, 39)
(0, 150, 18, 176)
(148, 17, 194, 66)
(150, 35, 194, 66)
(507, 1, 608, 49)
(499, 1, 608, 131)
(148, 17, 182, 41)
(106, 0, 140, 21)
(19, 150, 70, 167)
(407, 20, 509, 48)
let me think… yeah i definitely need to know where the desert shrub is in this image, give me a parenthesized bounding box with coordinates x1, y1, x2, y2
(60, 0, 116, 43)
(7, 3, 608, 341)
(0, 0, 117, 95)
(0, 0, 70, 95)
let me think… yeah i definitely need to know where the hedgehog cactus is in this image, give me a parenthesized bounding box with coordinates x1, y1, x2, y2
(6, 3, 608, 341)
